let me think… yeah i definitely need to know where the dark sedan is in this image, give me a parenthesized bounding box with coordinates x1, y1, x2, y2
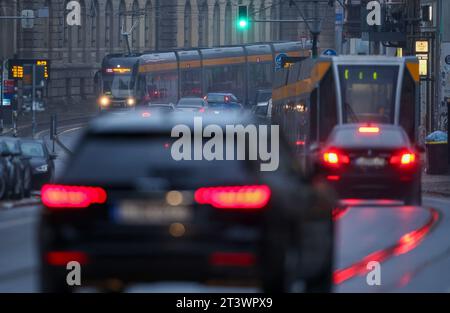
(20, 139, 56, 190)
(39, 110, 335, 293)
(313, 124, 422, 206)
(0, 137, 32, 198)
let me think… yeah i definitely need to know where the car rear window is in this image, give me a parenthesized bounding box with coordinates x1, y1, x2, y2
(64, 135, 254, 187)
(21, 142, 45, 157)
(207, 94, 228, 103)
(177, 99, 203, 107)
(330, 128, 407, 148)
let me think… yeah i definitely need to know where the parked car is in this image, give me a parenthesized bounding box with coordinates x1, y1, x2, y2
(0, 142, 16, 200)
(176, 97, 208, 113)
(0, 137, 32, 198)
(19, 139, 56, 190)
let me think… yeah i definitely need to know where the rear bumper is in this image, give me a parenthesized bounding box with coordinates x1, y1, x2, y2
(323, 172, 420, 200)
(40, 240, 261, 284)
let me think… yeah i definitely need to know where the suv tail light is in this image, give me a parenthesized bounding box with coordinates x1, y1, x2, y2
(390, 151, 416, 167)
(358, 126, 380, 133)
(322, 150, 350, 167)
(194, 185, 271, 209)
(41, 184, 107, 209)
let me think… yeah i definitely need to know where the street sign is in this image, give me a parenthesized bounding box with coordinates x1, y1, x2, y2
(21, 10, 34, 29)
(323, 49, 337, 56)
(415, 40, 429, 53)
(275, 53, 288, 70)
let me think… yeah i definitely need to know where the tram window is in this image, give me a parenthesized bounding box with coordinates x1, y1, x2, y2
(144, 71, 178, 104)
(204, 64, 245, 101)
(180, 69, 202, 97)
(319, 70, 338, 141)
(248, 63, 272, 102)
(339, 66, 398, 124)
(399, 71, 416, 141)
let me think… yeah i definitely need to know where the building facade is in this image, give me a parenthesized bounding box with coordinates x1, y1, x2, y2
(1, 0, 335, 104)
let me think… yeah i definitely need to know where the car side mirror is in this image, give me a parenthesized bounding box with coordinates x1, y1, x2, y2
(50, 153, 58, 160)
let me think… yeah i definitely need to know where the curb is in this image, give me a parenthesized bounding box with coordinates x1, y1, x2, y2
(0, 197, 41, 210)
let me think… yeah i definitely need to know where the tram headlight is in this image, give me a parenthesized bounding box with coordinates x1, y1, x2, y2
(99, 96, 110, 107)
(127, 97, 136, 106)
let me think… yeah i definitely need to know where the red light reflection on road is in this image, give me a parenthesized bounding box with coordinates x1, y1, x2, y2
(333, 208, 439, 285)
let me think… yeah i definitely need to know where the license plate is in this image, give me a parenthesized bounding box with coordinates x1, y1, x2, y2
(113, 200, 192, 225)
(355, 157, 386, 167)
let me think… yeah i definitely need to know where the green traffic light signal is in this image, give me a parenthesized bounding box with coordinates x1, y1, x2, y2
(237, 5, 248, 30)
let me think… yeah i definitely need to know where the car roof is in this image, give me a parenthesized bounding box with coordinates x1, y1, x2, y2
(179, 97, 204, 100)
(207, 92, 234, 96)
(87, 110, 257, 135)
(17, 138, 45, 144)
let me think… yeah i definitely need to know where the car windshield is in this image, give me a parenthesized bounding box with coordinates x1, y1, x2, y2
(254, 105, 268, 116)
(330, 128, 407, 148)
(339, 66, 398, 124)
(2, 140, 20, 154)
(21, 142, 45, 157)
(256, 91, 272, 103)
(177, 99, 204, 107)
(103, 74, 133, 98)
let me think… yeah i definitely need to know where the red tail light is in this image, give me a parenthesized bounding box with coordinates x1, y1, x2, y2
(194, 185, 271, 209)
(322, 150, 350, 167)
(390, 151, 416, 167)
(41, 184, 107, 209)
(45, 251, 89, 266)
(209, 252, 256, 267)
(142, 111, 151, 118)
(198, 107, 206, 113)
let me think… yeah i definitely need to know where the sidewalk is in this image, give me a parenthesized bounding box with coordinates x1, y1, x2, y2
(422, 172, 450, 197)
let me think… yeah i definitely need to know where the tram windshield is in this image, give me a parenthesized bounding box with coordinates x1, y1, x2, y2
(339, 66, 399, 124)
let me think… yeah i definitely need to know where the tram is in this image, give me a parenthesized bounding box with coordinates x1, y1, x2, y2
(95, 53, 142, 110)
(135, 41, 311, 107)
(271, 55, 420, 161)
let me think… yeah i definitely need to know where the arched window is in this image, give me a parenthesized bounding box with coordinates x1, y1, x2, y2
(258, 1, 266, 42)
(118, 0, 126, 48)
(132, 0, 140, 51)
(248, 1, 255, 43)
(184, 1, 192, 48)
(105, 0, 113, 51)
(90, 0, 99, 49)
(198, 1, 208, 47)
(224, 1, 232, 45)
(212, 1, 220, 46)
(270, 4, 278, 41)
(144, 1, 153, 49)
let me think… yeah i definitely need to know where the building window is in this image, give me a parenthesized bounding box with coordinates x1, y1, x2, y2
(224, 1, 232, 45)
(198, 1, 208, 47)
(184, 1, 192, 48)
(213, 1, 220, 46)
(145, 1, 154, 49)
(105, 0, 113, 50)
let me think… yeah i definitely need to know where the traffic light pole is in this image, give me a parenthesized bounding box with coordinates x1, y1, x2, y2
(32, 64, 36, 138)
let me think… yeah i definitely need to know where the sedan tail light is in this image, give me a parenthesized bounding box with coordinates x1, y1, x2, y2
(322, 150, 350, 167)
(194, 185, 271, 209)
(390, 151, 417, 167)
(41, 184, 107, 209)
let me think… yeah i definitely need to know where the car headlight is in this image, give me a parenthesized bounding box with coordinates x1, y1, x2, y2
(35, 164, 48, 173)
(127, 97, 136, 106)
(99, 96, 110, 107)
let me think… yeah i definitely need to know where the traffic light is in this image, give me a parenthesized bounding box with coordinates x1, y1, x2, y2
(237, 5, 248, 30)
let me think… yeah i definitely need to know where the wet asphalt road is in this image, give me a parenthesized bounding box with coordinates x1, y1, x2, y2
(0, 125, 449, 292)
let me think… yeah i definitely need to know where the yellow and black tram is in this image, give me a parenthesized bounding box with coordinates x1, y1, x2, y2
(135, 41, 310, 106)
(272, 55, 420, 162)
